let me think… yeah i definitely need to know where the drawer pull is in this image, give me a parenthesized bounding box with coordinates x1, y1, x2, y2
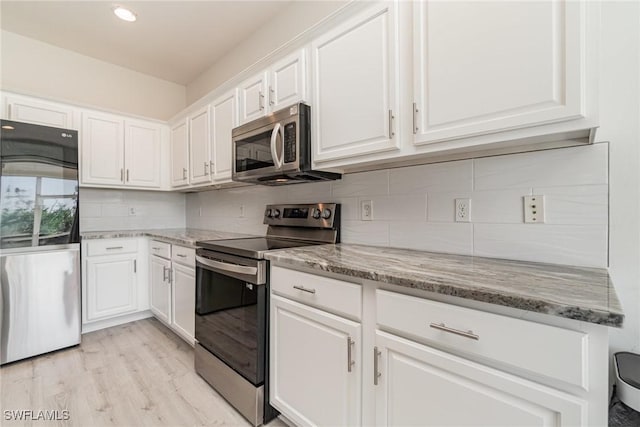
(106, 246, 123, 250)
(373, 346, 381, 385)
(176, 254, 187, 258)
(152, 247, 161, 250)
(429, 322, 479, 340)
(293, 285, 316, 294)
(347, 337, 355, 373)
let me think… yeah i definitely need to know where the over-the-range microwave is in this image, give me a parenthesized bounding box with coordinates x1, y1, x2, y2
(231, 103, 341, 185)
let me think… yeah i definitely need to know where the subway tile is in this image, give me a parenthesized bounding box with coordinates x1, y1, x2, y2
(474, 144, 608, 190)
(389, 222, 473, 255)
(389, 159, 472, 195)
(473, 223, 608, 267)
(341, 220, 390, 246)
(534, 185, 608, 225)
(100, 204, 129, 217)
(331, 197, 359, 221)
(331, 170, 389, 197)
(80, 202, 102, 218)
(368, 195, 427, 221)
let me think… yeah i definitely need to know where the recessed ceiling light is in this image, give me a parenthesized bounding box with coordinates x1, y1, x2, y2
(2, 125, 15, 130)
(113, 6, 137, 22)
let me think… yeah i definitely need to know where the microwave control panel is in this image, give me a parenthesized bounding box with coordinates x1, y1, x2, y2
(283, 122, 296, 164)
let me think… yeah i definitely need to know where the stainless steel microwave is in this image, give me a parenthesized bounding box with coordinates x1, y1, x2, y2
(231, 103, 341, 185)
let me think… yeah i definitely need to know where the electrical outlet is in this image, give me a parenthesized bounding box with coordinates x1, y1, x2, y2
(361, 200, 373, 221)
(455, 198, 471, 222)
(129, 207, 136, 216)
(524, 195, 545, 223)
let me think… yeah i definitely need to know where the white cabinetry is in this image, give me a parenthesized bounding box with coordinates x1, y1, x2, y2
(412, 0, 594, 146)
(81, 111, 163, 188)
(172, 263, 195, 343)
(210, 90, 238, 182)
(170, 119, 190, 187)
(189, 105, 212, 185)
(239, 49, 307, 125)
(150, 244, 172, 325)
(311, 2, 400, 163)
(82, 238, 150, 333)
(270, 267, 362, 427)
(3, 93, 77, 129)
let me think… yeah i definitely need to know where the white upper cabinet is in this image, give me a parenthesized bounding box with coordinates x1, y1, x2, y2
(311, 1, 400, 163)
(81, 111, 125, 186)
(81, 111, 164, 189)
(189, 105, 212, 185)
(238, 48, 307, 126)
(170, 120, 189, 187)
(210, 89, 238, 182)
(4, 93, 76, 129)
(413, 0, 593, 145)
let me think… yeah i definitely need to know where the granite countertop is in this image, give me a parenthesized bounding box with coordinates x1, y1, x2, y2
(81, 228, 257, 247)
(264, 244, 624, 327)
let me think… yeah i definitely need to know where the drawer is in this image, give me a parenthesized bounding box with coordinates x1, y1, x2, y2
(376, 289, 589, 390)
(149, 240, 171, 259)
(86, 238, 138, 256)
(271, 266, 362, 320)
(172, 245, 195, 267)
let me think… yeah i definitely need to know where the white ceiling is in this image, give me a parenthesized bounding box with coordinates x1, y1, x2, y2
(0, 1, 293, 85)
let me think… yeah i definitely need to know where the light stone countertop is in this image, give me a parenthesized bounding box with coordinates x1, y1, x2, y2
(264, 243, 624, 327)
(81, 228, 258, 247)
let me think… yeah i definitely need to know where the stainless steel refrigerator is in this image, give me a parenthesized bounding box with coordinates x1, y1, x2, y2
(0, 119, 80, 365)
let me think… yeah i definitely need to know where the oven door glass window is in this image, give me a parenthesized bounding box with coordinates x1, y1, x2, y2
(235, 129, 275, 173)
(195, 266, 265, 386)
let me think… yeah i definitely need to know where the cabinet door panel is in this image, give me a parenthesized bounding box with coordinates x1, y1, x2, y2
(239, 72, 267, 124)
(6, 95, 75, 129)
(375, 331, 585, 427)
(189, 106, 211, 184)
(211, 90, 237, 182)
(150, 256, 171, 324)
(125, 121, 161, 188)
(312, 2, 399, 162)
(86, 256, 137, 321)
(270, 49, 306, 110)
(414, 0, 585, 144)
(81, 112, 124, 185)
(171, 120, 189, 187)
(270, 295, 361, 427)
(172, 263, 195, 343)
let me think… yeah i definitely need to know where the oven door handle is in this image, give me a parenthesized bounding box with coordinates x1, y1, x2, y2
(196, 255, 258, 276)
(270, 122, 284, 169)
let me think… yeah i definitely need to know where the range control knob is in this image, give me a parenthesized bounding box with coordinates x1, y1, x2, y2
(321, 208, 332, 219)
(312, 208, 321, 219)
(265, 208, 272, 218)
(273, 209, 281, 218)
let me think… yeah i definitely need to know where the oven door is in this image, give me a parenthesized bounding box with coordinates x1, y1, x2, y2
(195, 250, 267, 386)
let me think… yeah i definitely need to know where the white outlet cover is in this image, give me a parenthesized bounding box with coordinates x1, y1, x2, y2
(455, 198, 471, 222)
(361, 200, 373, 221)
(524, 195, 545, 223)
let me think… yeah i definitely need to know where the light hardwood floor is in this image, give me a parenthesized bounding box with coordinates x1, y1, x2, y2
(0, 318, 287, 427)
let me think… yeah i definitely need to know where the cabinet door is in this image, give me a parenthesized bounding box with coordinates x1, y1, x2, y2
(85, 255, 137, 322)
(150, 255, 172, 325)
(170, 120, 189, 187)
(124, 120, 162, 188)
(270, 295, 361, 427)
(189, 105, 212, 184)
(413, 1, 587, 144)
(211, 90, 237, 182)
(239, 71, 268, 124)
(374, 330, 585, 427)
(5, 94, 76, 129)
(311, 1, 400, 163)
(270, 49, 307, 110)
(81, 112, 125, 185)
(171, 263, 195, 344)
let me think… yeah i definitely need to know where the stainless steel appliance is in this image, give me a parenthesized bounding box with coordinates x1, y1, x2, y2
(195, 203, 340, 426)
(0, 119, 81, 365)
(232, 103, 341, 185)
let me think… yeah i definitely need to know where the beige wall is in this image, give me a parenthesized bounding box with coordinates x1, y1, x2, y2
(186, 0, 347, 104)
(0, 30, 186, 120)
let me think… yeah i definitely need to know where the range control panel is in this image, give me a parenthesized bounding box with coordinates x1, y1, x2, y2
(264, 203, 339, 229)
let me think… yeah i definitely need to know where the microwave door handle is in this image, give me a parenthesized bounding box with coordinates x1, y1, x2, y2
(270, 122, 284, 169)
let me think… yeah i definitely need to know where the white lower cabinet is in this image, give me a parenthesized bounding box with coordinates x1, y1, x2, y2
(171, 262, 195, 343)
(374, 330, 584, 426)
(150, 253, 172, 325)
(270, 295, 362, 427)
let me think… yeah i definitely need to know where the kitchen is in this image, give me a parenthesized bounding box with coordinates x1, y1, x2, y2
(0, 1, 638, 426)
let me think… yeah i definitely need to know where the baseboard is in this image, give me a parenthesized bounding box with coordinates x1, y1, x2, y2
(82, 310, 153, 334)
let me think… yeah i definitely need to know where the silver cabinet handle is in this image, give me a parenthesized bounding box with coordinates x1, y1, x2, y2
(183, 168, 187, 180)
(269, 86, 275, 106)
(106, 246, 123, 250)
(162, 266, 168, 282)
(293, 285, 316, 294)
(413, 102, 419, 134)
(204, 161, 209, 175)
(120, 168, 124, 182)
(196, 255, 257, 276)
(133, 259, 137, 273)
(347, 337, 355, 373)
(373, 346, 381, 385)
(176, 254, 187, 258)
(429, 322, 479, 340)
(210, 161, 214, 174)
(259, 91, 265, 110)
(152, 247, 161, 251)
(388, 110, 395, 139)
(126, 169, 130, 182)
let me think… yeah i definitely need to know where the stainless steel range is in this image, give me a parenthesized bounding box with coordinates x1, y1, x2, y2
(194, 203, 340, 426)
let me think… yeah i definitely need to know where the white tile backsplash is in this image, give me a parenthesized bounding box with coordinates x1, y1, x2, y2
(185, 143, 609, 268)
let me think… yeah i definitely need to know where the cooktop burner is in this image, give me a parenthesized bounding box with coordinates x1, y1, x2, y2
(197, 237, 325, 259)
